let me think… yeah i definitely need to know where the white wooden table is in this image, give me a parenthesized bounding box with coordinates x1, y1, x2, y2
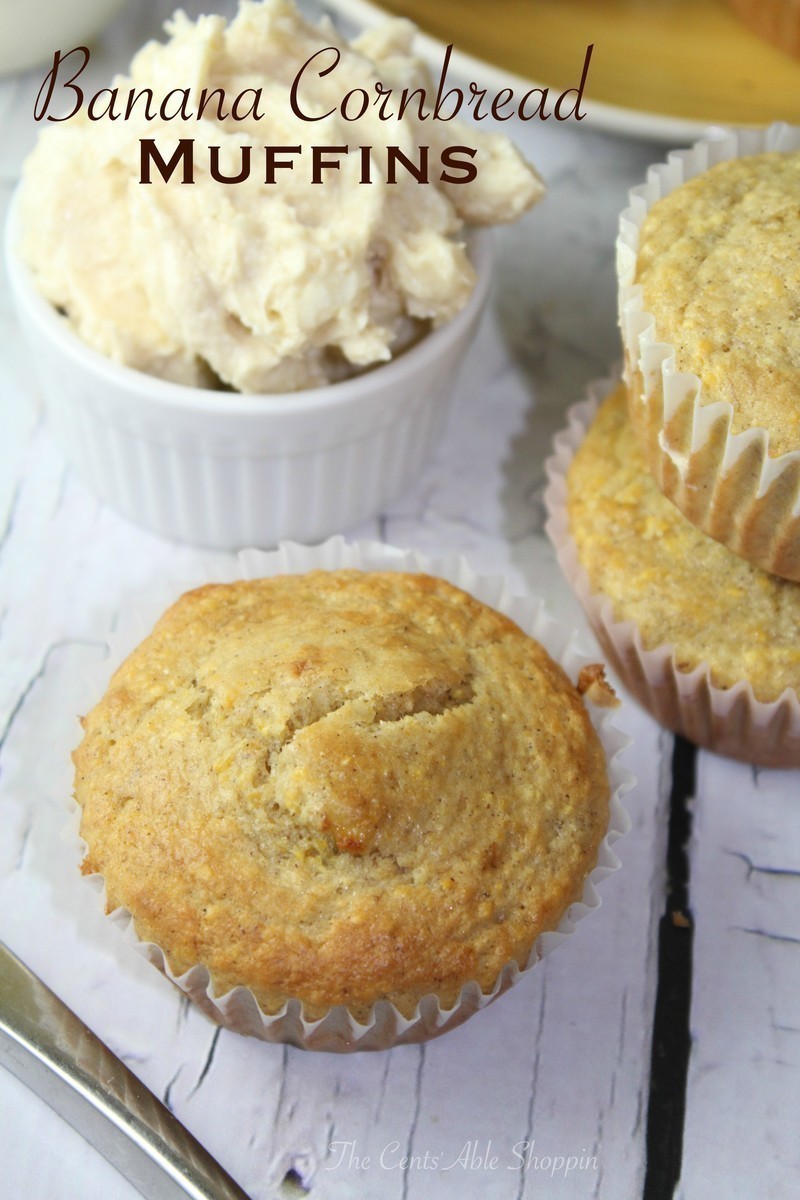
(1, 4, 798, 1198)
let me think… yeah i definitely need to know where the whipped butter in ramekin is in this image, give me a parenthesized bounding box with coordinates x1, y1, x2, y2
(8, 1, 543, 547)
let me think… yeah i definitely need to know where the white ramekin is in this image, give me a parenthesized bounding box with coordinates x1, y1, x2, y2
(6, 195, 492, 549)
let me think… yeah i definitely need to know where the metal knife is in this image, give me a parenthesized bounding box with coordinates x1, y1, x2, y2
(0, 940, 252, 1200)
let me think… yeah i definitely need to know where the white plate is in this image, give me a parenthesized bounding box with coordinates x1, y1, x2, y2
(321, 0, 800, 142)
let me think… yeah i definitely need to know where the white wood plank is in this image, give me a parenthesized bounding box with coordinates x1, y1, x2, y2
(679, 753, 800, 1200)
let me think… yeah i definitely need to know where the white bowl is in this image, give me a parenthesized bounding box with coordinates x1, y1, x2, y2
(5, 195, 492, 549)
(0, 0, 127, 76)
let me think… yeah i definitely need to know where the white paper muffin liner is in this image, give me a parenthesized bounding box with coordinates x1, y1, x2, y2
(67, 537, 632, 1053)
(544, 380, 800, 768)
(617, 122, 800, 583)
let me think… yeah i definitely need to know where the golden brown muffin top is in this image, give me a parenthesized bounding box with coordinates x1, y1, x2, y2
(74, 570, 609, 1021)
(568, 385, 800, 700)
(636, 151, 800, 456)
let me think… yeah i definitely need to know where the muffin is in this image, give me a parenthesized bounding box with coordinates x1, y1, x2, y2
(618, 132, 800, 583)
(546, 382, 800, 766)
(73, 565, 617, 1043)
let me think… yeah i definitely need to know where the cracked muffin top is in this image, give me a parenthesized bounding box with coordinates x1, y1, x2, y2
(635, 151, 800, 455)
(74, 570, 610, 1021)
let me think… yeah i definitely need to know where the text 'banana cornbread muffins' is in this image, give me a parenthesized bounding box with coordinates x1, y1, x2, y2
(545, 382, 800, 767)
(72, 547, 629, 1051)
(618, 126, 800, 583)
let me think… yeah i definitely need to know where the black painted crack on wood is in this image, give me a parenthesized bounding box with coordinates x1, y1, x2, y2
(643, 736, 696, 1200)
(278, 1166, 311, 1196)
(188, 1025, 221, 1097)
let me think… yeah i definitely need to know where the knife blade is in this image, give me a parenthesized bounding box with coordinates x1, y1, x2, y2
(0, 940, 253, 1200)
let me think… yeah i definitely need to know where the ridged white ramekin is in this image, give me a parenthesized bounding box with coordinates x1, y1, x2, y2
(6, 196, 491, 550)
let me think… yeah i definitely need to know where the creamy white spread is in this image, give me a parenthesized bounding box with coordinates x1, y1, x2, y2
(19, 0, 544, 392)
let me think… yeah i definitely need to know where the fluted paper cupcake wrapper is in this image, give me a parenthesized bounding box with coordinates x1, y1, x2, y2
(544, 381, 800, 768)
(617, 122, 800, 583)
(66, 537, 632, 1053)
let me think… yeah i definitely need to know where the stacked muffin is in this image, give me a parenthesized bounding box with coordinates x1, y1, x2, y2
(547, 129, 800, 767)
